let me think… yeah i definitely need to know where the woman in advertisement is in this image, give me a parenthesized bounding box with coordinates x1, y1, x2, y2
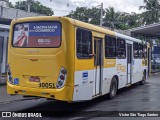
(13, 24, 28, 47)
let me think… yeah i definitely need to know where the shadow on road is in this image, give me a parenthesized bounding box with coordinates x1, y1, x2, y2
(20, 83, 142, 118)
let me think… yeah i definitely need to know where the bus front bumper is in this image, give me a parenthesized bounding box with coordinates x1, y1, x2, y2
(7, 82, 73, 102)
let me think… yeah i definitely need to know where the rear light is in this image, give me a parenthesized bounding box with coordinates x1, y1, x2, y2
(56, 67, 67, 89)
(8, 71, 11, 76)
(61, 69, 67, 74)
(58, 81, 63, 86)
(7, 64, 13, 84)
(60, 75, 65, 80)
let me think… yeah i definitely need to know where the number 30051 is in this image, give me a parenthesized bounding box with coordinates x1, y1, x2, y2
(39, 83, 55, 89)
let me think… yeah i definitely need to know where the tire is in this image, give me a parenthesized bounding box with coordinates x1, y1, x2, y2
(139, 72, 146, 85)
(109, 77, 118, 99)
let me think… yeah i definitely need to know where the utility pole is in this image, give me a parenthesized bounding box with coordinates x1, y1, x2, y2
(100, 2, 103, 26)
(28, 3, 30, 12)
(27, 0, 34, 12)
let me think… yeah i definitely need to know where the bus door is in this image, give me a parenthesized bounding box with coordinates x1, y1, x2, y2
(127, 44, 132, 84)
(94, 38, 103, 96)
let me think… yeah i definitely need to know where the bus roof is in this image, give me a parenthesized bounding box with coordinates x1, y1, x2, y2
(66, 17, 148, 45)
(13, 16, 149, 45)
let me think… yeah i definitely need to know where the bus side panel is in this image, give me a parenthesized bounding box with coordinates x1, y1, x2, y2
(73, 25, 116, 101)
(73, 30, 96, 101)
(62, 19, 75, 101)
(116, 59, 127, 89)
(132, 59, 143, 84)
(102, 59, 116, 95)
(73, 70, 93, 101)
(73, 61, 94, 101)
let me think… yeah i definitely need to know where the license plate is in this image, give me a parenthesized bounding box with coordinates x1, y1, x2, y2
(29, 76, 40, 82)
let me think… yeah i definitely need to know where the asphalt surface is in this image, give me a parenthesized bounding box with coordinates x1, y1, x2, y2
(0, 85, 24, 104)
(0, 73, 160, 120)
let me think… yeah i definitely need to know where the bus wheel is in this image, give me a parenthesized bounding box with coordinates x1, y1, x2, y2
(109, 77, 118, 99)
(139, 73, 146, 85)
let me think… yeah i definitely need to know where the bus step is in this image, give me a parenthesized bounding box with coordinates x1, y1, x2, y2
(126, 84, 131, 87)
(23, 96, 42, 99)
(92, 94, 102, 99)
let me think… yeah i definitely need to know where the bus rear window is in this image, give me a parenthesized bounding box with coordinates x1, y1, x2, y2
(12, 22, 61, 48)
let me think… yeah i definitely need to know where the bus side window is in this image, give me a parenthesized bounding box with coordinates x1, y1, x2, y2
(117, 38, 126, 59)
(139, 44, 143, 59)
(105, 35, 116, 58)
(133, 42, 139, 59)
(143, 45, 147, 59)
(76, 28, 92, 59)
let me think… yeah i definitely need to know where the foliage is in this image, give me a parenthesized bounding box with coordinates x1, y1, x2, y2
(8, 2, 14, 8)
(8, 0, 160, 30)
(10, 0, 54, 16)
(139, 0, 160, 25)
(67, 7, 90, 23)
(67, 0, 160, 30)
(67, 7, 104, 25)
(67, 6, 141, 30)
(103, 7, 120, 30)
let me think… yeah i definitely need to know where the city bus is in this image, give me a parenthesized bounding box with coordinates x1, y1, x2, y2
(7, 16, 151, 102)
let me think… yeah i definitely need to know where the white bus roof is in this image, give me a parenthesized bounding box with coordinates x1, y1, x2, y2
(115, 32, 148, 44)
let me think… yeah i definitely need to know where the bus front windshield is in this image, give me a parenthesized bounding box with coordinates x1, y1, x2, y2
(12, 21, 61, 48)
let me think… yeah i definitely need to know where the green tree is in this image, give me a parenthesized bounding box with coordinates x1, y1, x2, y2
(118, 12, 142, 30)
(104, 8, 141, 30)
(87, 7, 102, 25)
(127, 12, 142, 28)
(67, 7, 104, 25)
(15, 1, 27, 11)
(103, 7, 122, 30)
(14, 0, 53, 16)
(139, 0, 160, 24)
(31, 1, 53, 15)
(67, 7, 89, 23)
(67, 6, 140, 30)
(8, 2, 14, 8)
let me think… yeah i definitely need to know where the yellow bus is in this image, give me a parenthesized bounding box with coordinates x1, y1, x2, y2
(7, 16, 151, 102)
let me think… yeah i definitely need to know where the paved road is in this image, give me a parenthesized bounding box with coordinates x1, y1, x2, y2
(0, 85, 24, 104)
(0, 73, 160, 120)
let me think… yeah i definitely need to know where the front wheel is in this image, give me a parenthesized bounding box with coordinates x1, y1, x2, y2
(108, 77, 118, 99)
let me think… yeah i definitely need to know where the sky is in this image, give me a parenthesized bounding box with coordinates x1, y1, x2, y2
(9, 0, 145, 16)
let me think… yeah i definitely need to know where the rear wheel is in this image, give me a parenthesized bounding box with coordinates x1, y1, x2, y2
(109, 77, 118, 99)
(139, 72, 146, 85)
